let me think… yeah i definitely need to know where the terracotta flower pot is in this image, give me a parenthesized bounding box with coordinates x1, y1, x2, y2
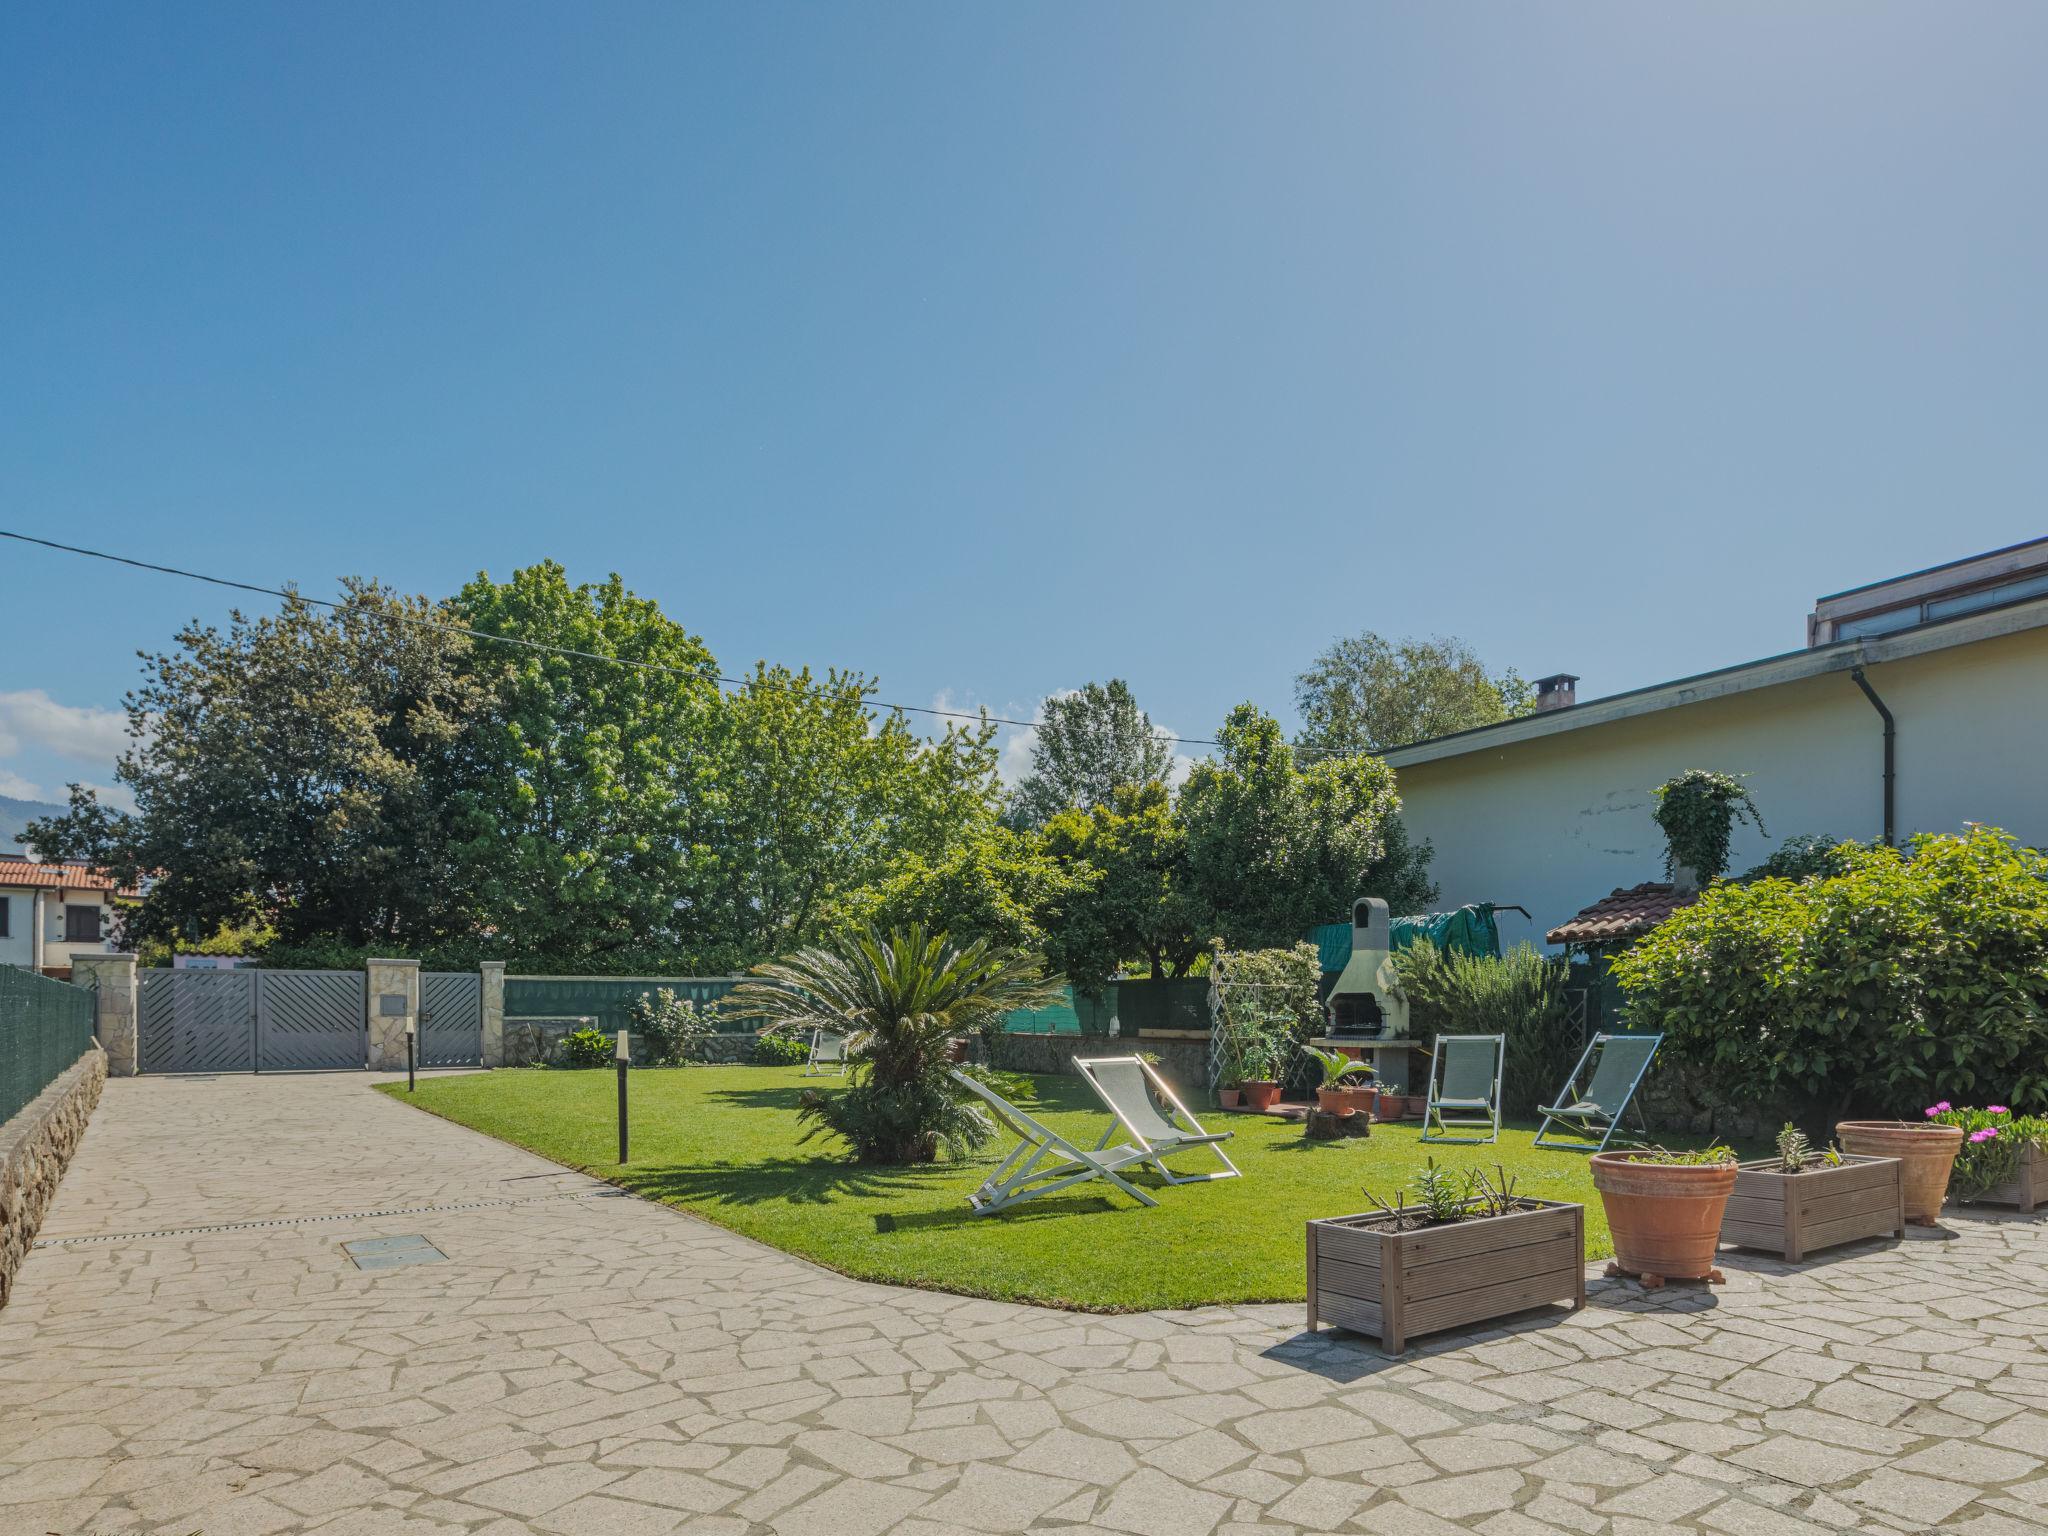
(1216, 1087, 1244, 1110)
(1242, 1080, 1282, 1112)
(1590, 1152, 1739, 1287)
(1836, 1121, 1965, 1224)
(1317, 1085, 1376, 1117)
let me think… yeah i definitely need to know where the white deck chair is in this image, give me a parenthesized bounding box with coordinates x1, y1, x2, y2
(949, 1070, 1160, 1214)
(1074, 1056, 1240, 1187)
(804, 1028, 847, 1076)
(1421, 1034, 1505, 1144)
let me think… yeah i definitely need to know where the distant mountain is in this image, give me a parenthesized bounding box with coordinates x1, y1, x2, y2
(0, 795, 66, 856)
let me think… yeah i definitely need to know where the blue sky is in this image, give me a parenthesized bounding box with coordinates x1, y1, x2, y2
(4, 4, 2046, 807)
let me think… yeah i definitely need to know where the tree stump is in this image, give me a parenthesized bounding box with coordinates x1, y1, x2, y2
(1305, 1110, 1371, 1141)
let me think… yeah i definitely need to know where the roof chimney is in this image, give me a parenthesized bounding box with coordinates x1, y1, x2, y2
(1532, 673, 1579, 713)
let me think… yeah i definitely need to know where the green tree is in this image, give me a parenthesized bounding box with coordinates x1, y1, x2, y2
(1039, 781, 1203, 987)
(1294, 632, 1532, 756)
(453, 563, 725, 967)
(729, 925, 1066, 1163)
(27, 582, 485, 951)
(832, 824, 1092, 952)
(1180, 704, 1433, 950)
(1007, 680, 1176, 829)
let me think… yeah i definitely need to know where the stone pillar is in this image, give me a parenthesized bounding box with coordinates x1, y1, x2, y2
(365, 958, 421, 1071)
(480, 962, 506, 1068)
(73, 953, 139, 1076)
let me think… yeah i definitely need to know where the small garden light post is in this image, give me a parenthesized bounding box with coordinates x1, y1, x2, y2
(405, 1016, 416, 1093)
(616, 1027, 630, 1164)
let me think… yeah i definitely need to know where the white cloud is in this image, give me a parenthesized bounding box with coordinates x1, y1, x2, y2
(0, 767, 43, 800)
(0, 690, 130, 762)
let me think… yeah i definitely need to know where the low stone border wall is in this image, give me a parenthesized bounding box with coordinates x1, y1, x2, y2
(502, 1019, 760, 1068)
(1, 1047, 107, 1309)
(990, 1032, 1211, 1100)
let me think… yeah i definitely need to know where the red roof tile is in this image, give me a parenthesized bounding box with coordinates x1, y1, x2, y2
(0, 860, 139, 898)
(1546, 882, 1698, 946)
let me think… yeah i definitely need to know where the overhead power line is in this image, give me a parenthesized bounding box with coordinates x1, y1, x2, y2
(6, 528, 1345, 757)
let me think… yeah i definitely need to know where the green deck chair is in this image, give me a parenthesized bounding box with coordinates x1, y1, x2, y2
(1075, 1056, 1240, 1188)
(1534, 1032, 1663, 1153)
(1421, 1034, 1505, 1144)
(950, 1069, 1161, 1214)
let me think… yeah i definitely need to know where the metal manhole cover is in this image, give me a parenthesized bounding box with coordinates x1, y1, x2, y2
(343, 1234, 446, 1270)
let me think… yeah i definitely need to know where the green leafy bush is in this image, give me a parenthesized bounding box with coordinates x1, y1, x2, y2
(1610, 826, 2048, 1123)
(1211, 941, 1321, 1087)
(1397, 940, 1577, 1118)
(752, 1031, 809, 1066)
(1652, 769, 1764, 883)
(1740, 834, 1864, 883)
(556, 1027, 615, 1069)
(628, 987, 714, 1067)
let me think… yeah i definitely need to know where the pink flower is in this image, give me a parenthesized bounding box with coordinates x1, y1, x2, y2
(1926, 1102, 1952, 1116)
(1970, 1128, 1999, 1143)
(1988, 1106, 2010, 1115)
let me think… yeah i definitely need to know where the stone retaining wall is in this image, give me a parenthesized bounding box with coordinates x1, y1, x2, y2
(502, 1019, 760, 1067)
(989, 1033, 1212, 1101)
(1, 1047, 107, 1309)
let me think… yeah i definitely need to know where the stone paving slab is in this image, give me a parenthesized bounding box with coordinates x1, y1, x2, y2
(3, 1073, 2046, 1534)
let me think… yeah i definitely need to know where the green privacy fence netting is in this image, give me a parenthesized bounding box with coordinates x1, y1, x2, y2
(1, 966, 95, 1125)
(1309, 903, 1502, 973)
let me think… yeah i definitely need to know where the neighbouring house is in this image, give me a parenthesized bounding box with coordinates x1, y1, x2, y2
(0, 855, 136, 979)
(1385, 537, 2048, 948)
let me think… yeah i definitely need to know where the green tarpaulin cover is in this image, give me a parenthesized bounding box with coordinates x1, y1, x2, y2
(1310, 904, 1501, 972)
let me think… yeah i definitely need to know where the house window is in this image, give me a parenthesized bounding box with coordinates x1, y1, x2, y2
(0, 897, 9, 938)
(64, 905, 102, 944)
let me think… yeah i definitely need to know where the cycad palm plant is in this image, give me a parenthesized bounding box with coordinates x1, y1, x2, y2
(730, 925, 1066, 1164)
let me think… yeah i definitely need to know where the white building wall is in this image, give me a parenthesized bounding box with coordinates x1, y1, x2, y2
(0, 892, 31, 969)
(1390, 627, 2048, 950)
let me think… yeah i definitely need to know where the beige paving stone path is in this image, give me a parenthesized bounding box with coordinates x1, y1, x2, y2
(4, 1074, 2048, 1535)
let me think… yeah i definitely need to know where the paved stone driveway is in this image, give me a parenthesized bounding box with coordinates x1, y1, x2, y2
(3, 1075, 2047, 1535)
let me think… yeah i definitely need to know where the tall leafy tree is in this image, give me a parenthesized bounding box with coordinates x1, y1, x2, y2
(1007, 679, 1176, 829)
(27, 582, 485, 950)
(452, 563, 725, 966)
(1294, 632, 1532, 756)
(1180, 704, 1434, 949)
(1038, 781, 1203, 986)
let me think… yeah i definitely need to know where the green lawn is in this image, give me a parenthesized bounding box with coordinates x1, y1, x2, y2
(377, 1066, 1722, 1311)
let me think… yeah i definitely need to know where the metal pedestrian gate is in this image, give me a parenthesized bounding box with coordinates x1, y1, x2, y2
(419, 971, 483, 1067)
(139, 968, 368, 1073)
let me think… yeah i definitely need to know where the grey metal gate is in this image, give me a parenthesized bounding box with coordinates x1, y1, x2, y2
(256, 970, 367, 1071)
(419, 971, 483, 1067)
(139, 968, 256, 1073)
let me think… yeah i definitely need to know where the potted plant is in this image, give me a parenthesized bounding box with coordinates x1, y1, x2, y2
(1722, 1124, 1904, 1263)
(1590, 1143, 1739, 1288)
(1931, 1105, 2045, 1214)
(1835, 1112, 1967, 1225)
(1239, 1037, 1283, 1112)
(1302, 1045, 1375, 1117)
(1307, 1161, 1584, 1355)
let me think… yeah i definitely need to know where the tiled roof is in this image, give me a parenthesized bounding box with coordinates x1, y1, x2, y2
(0, 860, 138, 898)
(1546, 882, 1697, 946)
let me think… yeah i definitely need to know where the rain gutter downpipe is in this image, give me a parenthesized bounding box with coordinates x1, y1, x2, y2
(1849, 664, 1896, 846)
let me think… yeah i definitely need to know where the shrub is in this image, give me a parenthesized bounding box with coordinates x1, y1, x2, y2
(1652, 769, 1764, 883)
(726, 925, 1066, 1164)
(1740, 833, 1864, 883)
(556, 1027, 615, 1068)
(752, 1031, 809, 1066)
(1211, 941, 1320, 1087)
(1397, 940, 1577, 1118)
(1610, 825, 2048, 1124)
(628, 987, 714, 1066)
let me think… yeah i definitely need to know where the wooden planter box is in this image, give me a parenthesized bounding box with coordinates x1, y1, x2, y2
(1306, 1199, 1584, 1355)
(1721, 1154, 1904, 1262)
(1957, 1142, 2043, 1213)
